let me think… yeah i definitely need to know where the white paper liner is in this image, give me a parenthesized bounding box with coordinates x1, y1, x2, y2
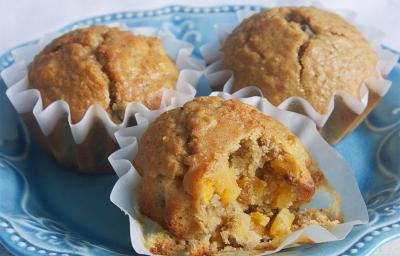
(200, 1, 399, 128)
(0, 23, 205, 144)
(108, 91, 368, 255)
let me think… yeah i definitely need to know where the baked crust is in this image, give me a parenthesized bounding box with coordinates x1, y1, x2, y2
(222, 7, 378, 114)
(28, 26, 178, 123)
(134, 97, 340, 255)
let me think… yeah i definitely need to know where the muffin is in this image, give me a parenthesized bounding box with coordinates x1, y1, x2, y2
(6, 25, 182, 174)
(134, 96, 342, 255)
(29, 26, 178, 123)
(221, 7, 380, 144)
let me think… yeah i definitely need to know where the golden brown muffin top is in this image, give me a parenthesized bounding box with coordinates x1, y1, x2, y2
(134, 97, 323, 254)
(222, 7, 378, 114)
(28, 26, 178, 123)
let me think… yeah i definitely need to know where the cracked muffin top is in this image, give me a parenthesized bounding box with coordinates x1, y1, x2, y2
(134, 96, 341, 255)
(28, 26, 178, 123)
(222, 7, 378, 114)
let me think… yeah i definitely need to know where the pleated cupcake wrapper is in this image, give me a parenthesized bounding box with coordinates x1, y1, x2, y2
(108, 91, 368, 255)
(0, 23, 204, 173)
(200, 1, 399, 131)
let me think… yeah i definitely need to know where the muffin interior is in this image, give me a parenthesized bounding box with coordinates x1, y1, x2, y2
(195, 133, 337, 251)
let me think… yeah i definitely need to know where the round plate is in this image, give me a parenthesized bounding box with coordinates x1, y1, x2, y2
(0, 5, 399, 256)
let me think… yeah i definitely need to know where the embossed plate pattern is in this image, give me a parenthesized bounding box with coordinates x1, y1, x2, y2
(0, 5, 399, 256)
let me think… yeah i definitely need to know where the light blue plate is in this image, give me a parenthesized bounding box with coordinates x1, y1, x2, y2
(0, 5, 399, 256)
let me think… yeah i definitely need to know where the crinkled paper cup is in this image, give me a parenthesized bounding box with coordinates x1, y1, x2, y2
(201, 1, 398, 145)
(108, 91, 368, 255)
(0, 23, 204, 174)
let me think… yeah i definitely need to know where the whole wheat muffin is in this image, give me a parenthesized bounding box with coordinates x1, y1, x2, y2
(222, 6, 378, 115)
(134, 96, 341, 255)
(28, 26, 178, 123)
